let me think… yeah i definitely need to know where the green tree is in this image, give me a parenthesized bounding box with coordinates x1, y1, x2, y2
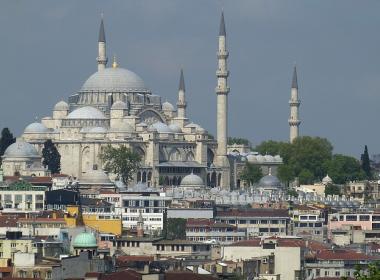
(42, 139, 61, 174)
(342, 261, 380, 279)
(287, 189, 298, 198)
(163, 218, 186, 239)
(325, 154, 365, 184)
(325, 184, 341, 196)
(254, 140, 290, 157)
(0, 128, 16, 163)
(99, 144, 141, 186)
(240, 163, 263, 185)
(298, 169, 314, 184)
(361, 145, 372, 179)
(277, 165, 295, 186)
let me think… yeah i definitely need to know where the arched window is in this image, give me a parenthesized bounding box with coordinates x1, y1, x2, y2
(169, 149, 182, 161)
(185, 151, 195, 161)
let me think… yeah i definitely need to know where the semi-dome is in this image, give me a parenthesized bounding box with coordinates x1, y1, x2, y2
(81, 67, 149, 93)
(162, 101, 174, 111)
(259, 174, 281, 188)
(24, 122, 49, 134)
(111, 101, 127, 110)
(67, 106, 106, 119)
(149, 122, 172, 133)
(73, 232, 97, 248)
(168, 124, 182, 133)
(4, 140, 39, 158)
(54, 100, 69, 111)
(180, 172, 204, 187)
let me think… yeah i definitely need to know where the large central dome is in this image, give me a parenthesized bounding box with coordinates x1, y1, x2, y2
(81, 67, 149, 93)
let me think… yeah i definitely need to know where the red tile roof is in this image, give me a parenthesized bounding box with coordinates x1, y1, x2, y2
(316, 249, 377, 261)
(217, 209, 289, 218)
(229, 237, 329, 251)
(166, 271, 217, 280)
(100, 269, 141, 280)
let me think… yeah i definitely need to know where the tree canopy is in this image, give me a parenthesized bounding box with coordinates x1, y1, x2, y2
(254, 137, 368, 185)
(325, 184, 341, 196)
(99, 144, 141, 186)
(42, 139, 61, 174)
(163, 218, 186, 239)
(342, 261, 380, 279)
(324, 154, 365, 184)
(0, 128, 16, 164)
(240, 163, 263, 185)
(228, 137, 251, 146)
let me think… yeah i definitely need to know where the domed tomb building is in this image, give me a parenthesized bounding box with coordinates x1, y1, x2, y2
(18, 16, 232, 188)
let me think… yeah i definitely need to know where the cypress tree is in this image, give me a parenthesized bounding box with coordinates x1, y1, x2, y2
(361, 145, 372, 179)
(0, 128, 16, 163)
(42, 139, 61, 174)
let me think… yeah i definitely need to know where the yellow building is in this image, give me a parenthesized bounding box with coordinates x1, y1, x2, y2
(0, 232, 34, 264)
(64, 205, 122, 236)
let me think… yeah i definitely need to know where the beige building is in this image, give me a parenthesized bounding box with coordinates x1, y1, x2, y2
(223, 238, 305, 280)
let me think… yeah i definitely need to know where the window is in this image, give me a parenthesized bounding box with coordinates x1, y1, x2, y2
(33, 271, 41, 278)
(11, 243, 16, 248)
(346, 215, 357, 221)
(46, 271, 52, 279)
(360, 215, 370, 221)
(335, 271, 340, 277)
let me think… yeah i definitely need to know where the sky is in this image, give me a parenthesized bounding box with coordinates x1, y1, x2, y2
(0, 0, 379, 158)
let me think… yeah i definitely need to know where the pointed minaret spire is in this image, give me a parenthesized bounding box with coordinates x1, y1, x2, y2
(289, 64, 301, 143)
(177, 68, 187, 119)
(97, 16, 108, 71)
(292, 64, 298, 89)
(179, 69, 185, 92)
(219, 12, 226, 37)
(98, 17, 106, 43)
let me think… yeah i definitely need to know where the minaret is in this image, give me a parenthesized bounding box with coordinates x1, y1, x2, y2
(289, 65, 301, 143)
(177, 69, 187, 119)
(215, 12, 230, 188)
(97, 17, 107, 71)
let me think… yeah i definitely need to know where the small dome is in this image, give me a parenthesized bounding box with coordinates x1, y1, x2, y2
(322, 174, 333, 185)
(162, 101, 174, 111)
(111, 101, 127, 110)
(185, 122, 201, 129)
(149, 122, 172, 133)
(54, 100, 69, 111)
(259, 174, 281, 188)
(88, 127, 107, 133)
(67, 106, 106, 119)
(247, 154, 257, 163)
(24, 122, 49, 134)
(80, 169, 112, 185)
(81, 67, 148, 93)
(256, 155, 265, 162)
(180, 173, 204, 187)
(73, 232, 97, 248)
(274, 155, 282, 162)
(196, 127, 207, 134)
(168, 124, 182, 133)
(4, 140, 39, 158)
(264, 155, 274, 162)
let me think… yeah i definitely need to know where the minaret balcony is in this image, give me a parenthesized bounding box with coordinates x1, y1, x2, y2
(216, 70, 229, 77)
(288, 119, 301, 125)
(217, 51, 229, 58)
(215, 86, 230, 94)
(289, 100, 301, 106)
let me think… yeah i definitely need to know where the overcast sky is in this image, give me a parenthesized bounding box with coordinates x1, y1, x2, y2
(0, 0, 379, 158)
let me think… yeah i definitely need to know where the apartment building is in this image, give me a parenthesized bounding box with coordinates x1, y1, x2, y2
(185, 218, 246, 244)
(215, 209, 290, 237)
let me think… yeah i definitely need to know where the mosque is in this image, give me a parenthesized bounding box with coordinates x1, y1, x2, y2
(1, 13, 301, 191)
